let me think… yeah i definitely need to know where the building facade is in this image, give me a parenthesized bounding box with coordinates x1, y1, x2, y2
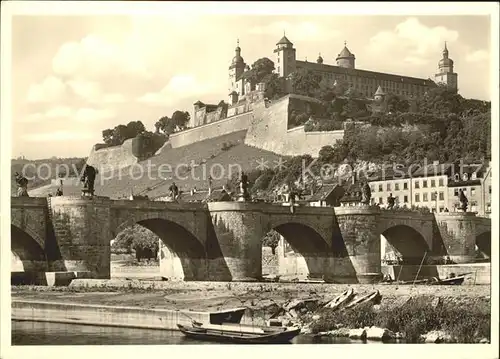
(368, 161, 491, 217)
(229, 35, 458, 101)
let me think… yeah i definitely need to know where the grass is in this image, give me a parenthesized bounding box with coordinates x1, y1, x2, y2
(309, 297, 490, 343)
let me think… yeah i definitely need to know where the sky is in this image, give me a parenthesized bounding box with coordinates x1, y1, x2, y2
(5, 4, 495, 160)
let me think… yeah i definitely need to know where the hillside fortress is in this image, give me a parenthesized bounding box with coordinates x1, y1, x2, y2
(228, 35, 457, 107)
(87, 35, 458, 172)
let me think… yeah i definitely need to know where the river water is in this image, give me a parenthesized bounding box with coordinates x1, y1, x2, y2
(12, 321, 351, 345)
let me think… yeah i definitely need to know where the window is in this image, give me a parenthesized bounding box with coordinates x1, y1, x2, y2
(415, 180, 420, 189)
(395, 183, 400, 191)
(471, 188, 476, 196)
(371, 186, 375, 193)
(454, 189, 459, 196)
(379, 197, 383, 204)
(423, 193, 428, 202)
(431, 179, 435, 188)
(439, 207, 444, 213)
(404, 195, 408, 203)
(277, 57, 280, 63)
(403, 182, 408, 190)
(395, 196, 399, 203)
(439, 178, 444, 187)
(431, 192, 436, 201)
(379, 184, 383, 192)
(423, 180, 428, 188)
(387, 183, 391, 191)
(439, 192, 444, 201)
(489, 186, 492, 194)
(415, 194, 420, 202)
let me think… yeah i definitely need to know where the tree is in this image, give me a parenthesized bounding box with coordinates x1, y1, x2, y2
(262, 229, 281, 255)
(263, 73, 286, 100)
(248, 57, 275, 85)
(171, 111, 190, 131)
(102, 121, 146, 146)
(318, 145, 336, 164)
(290, 68, 322, 97)
(386, 94, 410, 113)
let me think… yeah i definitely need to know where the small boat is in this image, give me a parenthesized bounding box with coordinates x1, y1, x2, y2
(177, 322, 301, 344)
(430, 274, 467, 285)
(344, 290, 381, 309)
(324, 288, 355, 310)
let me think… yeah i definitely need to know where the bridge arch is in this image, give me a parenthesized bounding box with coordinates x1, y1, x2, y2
(11, 224, 48, 272)
(271, 221, 331, 278)
(475, 231, 491, 260)
(381, 224, 430, 265)
(114, 216, 206, 281)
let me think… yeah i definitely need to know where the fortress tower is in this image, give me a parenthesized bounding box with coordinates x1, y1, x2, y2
(228, 39, 246, 100)
(435, 42, 458, 92)
(336, 41, 356, 69)
(273, 33, 296, 78)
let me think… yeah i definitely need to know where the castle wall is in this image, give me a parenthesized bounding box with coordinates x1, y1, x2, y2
(86, 138, 139, 173)
(168, 112, 254, 149)
(245, 95, 345, 157)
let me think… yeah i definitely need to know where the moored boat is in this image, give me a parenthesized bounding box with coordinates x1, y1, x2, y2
(430, 274, 467, 285)
(324, 288, 355, 310)
(344, 290, 381, 309)
(177, 322, 301, 344)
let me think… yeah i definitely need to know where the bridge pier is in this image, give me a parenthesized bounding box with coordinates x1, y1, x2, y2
(208, 203, 263, 281)
(434, 212, 478, 264)
(334, 206, 382, 283)
(49, 196, 112, 279)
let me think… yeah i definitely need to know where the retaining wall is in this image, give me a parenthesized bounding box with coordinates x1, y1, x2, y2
(167, 112, 254, 149)
(86, 139, 138, 173)
(11, 300, 244, 331)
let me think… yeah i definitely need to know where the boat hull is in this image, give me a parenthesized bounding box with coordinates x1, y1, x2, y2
(177, 324, 301, 344)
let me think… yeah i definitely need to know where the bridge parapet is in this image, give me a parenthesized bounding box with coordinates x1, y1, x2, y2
(11, 196, 48, 208)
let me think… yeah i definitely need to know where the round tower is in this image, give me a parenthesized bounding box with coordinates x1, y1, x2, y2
(274, 32, 296, 78)
(434, 42, 458, 92)
(336, 41, 355, 69)
(228, 39, 246, 97)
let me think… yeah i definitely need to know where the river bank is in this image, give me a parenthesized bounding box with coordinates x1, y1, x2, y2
(11, 280, 491, 343)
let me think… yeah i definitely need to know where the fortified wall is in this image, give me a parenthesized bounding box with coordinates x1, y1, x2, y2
(86, 138, 139, 173)
(162, 94, 345, 157)
(245, 94, 345, 157)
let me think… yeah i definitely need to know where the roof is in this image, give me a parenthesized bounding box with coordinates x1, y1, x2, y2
(194, 101, 205, 106)
(277, 35, 293, 45)
(308, 184, 343, 201)
(368, 166, 415, 182)
(337, 46, 354, 58)
(374, 85, 386, 96)
(176, 188, 232, 203)
(295, 61, 438, 87)
(411, 163, 454, 178)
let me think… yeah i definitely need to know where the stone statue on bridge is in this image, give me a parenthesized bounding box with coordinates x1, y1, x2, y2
(361, 182, 371, 205)
(458, 189, 468, 212)
(14, 172, 29, 197)
(238, 171, 250, 202)
(387, 193, 396, 210)
(81, 164, 98, 196)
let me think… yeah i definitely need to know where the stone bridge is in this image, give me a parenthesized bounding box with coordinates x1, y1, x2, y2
(11, 196, 491, 284)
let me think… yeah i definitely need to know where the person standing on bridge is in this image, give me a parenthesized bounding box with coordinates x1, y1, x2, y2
(56, 179, 64, 196)
(169, 182, 179, 201)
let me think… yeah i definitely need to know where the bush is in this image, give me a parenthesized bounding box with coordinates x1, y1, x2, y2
(310, 297, 490, 343)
